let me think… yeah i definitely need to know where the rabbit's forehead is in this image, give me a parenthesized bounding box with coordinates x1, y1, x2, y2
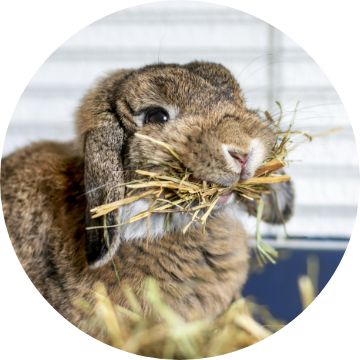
(126, 70, 243, 111)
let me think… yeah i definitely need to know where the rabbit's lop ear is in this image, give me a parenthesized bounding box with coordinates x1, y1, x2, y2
(77, 70, 131, 268)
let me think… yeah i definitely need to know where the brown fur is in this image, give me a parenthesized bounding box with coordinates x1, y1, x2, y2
(1, 62, 294, 340)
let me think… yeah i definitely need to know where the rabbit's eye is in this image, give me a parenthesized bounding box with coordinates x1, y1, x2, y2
(144, 107, 169, 125)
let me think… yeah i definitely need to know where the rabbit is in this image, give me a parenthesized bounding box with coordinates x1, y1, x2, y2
(1, 61, 294, 338)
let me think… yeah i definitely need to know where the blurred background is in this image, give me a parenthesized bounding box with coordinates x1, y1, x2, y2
(3, 1, 358, 322)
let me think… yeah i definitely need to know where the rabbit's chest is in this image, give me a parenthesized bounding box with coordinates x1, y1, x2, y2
(164, 216, 249, 319)
(116, 212, 249, 320)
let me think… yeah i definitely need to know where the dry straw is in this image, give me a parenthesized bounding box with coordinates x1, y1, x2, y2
(76, 273, 316, 358)
(89, 105, 313, 264)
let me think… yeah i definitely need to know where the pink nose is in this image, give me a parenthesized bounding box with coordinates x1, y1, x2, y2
(228, 150, 248, 167)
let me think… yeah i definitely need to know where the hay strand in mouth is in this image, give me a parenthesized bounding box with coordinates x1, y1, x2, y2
(254, 159, 286, 176)
(239, 174, 290, 185)
(90, 159, 290, 220)
(89, 104, 317, 264)
(90, 189, 160, 219)
(255, 198, 278, 265)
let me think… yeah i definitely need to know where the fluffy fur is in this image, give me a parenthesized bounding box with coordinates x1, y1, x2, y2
(1, 62, 294, 340)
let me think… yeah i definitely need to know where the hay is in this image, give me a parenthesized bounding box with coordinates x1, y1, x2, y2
(76, 273, 316, 359)
(88, 107, 312, 263)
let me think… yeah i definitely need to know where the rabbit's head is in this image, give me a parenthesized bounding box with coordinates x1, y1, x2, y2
(77, 62, 276, 268)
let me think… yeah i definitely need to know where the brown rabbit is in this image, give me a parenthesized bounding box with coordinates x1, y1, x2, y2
(1, 62, 294, 338)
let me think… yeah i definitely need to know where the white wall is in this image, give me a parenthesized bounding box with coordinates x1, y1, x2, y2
(3, 2, 358, 241)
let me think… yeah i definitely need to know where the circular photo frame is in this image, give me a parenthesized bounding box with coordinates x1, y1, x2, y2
(1, 1, 358, 358)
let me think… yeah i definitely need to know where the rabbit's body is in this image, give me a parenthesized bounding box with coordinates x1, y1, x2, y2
(1, 62, 294, 338)
(2, 140, 248, 327)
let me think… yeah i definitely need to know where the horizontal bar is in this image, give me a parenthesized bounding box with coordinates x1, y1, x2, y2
(98, 12, 257, 25)
(248, 238, 349, 251)
(19, 85, 341, 100)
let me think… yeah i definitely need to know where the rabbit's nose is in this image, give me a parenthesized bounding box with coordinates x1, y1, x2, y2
(228, 150, 248, 168)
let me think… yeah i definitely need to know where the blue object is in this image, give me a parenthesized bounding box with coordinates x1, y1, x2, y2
(243, 247, 346, 322)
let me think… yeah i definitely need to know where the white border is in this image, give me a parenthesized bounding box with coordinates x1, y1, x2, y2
(0, 1, 359, 359)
